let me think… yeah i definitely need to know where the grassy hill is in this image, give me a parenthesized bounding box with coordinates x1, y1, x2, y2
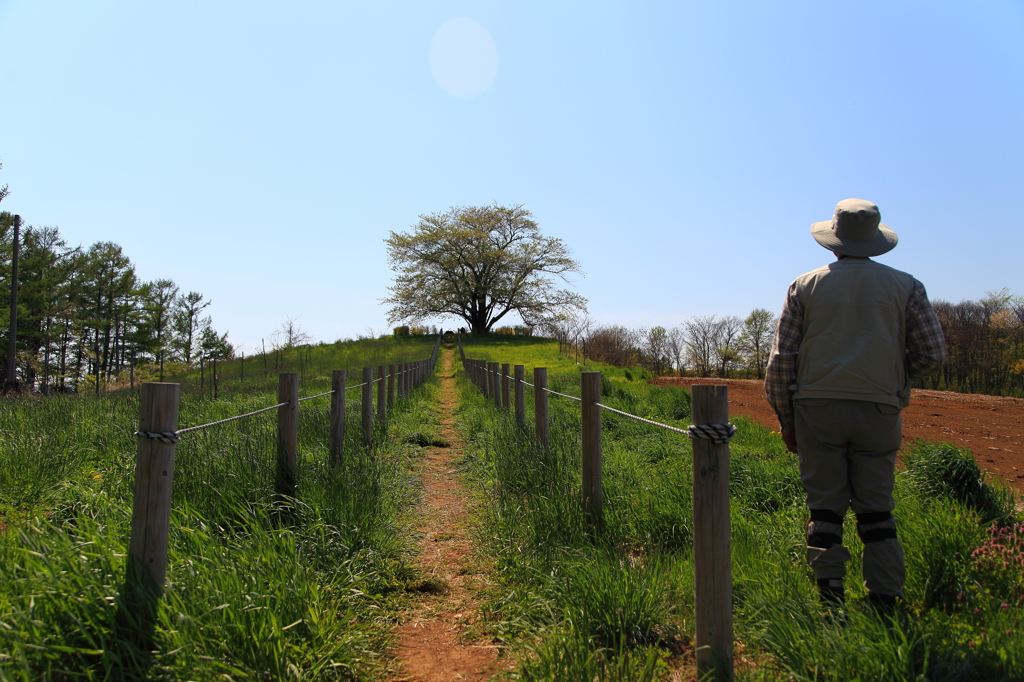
(1, 333, 1022, 680)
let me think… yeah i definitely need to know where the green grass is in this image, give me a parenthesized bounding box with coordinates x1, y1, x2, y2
(455, 336, 1024, 681)
(0, 335, 440, 680)
(5, 333, 1024, 680)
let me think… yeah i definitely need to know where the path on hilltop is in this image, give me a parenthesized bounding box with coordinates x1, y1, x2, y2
(389, 346, 504, 682)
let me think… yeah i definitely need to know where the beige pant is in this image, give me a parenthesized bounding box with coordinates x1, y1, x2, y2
(794, 398, 905, 597)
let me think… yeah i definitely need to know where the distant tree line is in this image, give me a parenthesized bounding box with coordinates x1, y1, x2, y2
(1, 212, 232, 394)
(541, 290, 1024, 398)
(922, 289, 1024, 396)
(539, 309, 777, 379)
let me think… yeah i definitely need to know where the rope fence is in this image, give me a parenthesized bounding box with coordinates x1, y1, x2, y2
(456, 332, 735, 679)
(135, 401, 291, 443)
(127, 333, 443, 619)
(545, 388, 582, 402)
(594, 402, 737, 443)
(297, 390, 335, 403)
(136, 359, 434, 440)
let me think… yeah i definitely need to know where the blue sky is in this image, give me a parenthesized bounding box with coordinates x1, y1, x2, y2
(2, 1, 1022, 352)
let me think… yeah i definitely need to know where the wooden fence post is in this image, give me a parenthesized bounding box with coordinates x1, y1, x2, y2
(329, 370, 345, 464)
(514, 364, 525, 427)
(581, 372, 602, 527)
(691, 385, 734, 681)
(501, 363, 511, 410)
(362, 367, 373, 446)
(486, 362, 494, 404)
(492, 363, 501, 408)
(129, 382, 181, 598)
(534, 367, 549, 451)
(377, 365, 386, 422)
(276, 373, 299, 499)
(388, 364, 396, 409)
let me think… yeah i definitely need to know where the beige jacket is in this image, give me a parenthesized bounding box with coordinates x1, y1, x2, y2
(792, 258, 916, 408)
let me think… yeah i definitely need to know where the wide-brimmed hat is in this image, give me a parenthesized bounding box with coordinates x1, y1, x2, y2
(810, 198, 898, 257)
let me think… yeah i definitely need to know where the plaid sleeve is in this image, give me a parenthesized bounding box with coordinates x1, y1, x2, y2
(906, 280, 947, 377)
(765, 281, 802, 432)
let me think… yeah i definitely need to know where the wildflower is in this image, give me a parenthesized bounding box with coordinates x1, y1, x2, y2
(93, 474, 102, 479)
(1001, 602, 1009, 610)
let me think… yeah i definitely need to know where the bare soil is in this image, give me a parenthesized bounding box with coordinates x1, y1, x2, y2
(652, 377, 1024, 491)
(389, 348, 506, 682)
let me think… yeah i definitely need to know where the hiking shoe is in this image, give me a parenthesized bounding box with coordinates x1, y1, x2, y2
(867, 592, 899, 618)
(817, 578, 845, 606)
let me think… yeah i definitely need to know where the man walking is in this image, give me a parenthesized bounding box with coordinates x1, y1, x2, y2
(765, 198, 947, 611)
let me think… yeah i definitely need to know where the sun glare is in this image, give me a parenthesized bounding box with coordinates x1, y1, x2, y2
(429, 17, 498, 98)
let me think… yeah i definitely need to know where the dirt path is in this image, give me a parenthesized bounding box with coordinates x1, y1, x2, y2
(389, 347, 504, 682)
(653, 377, 1024, 491)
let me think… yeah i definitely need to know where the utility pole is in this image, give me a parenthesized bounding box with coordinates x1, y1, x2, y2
(4, 215, 20, 394)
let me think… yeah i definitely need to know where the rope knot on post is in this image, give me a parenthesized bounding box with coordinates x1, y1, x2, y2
(134, 430, 181, 444)
(686, 422, 737, 444)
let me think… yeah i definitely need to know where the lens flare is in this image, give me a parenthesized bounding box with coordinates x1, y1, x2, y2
(430, 18, 498, 98)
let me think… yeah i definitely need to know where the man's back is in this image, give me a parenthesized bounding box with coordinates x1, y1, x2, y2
(793, 257, 916, 408)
